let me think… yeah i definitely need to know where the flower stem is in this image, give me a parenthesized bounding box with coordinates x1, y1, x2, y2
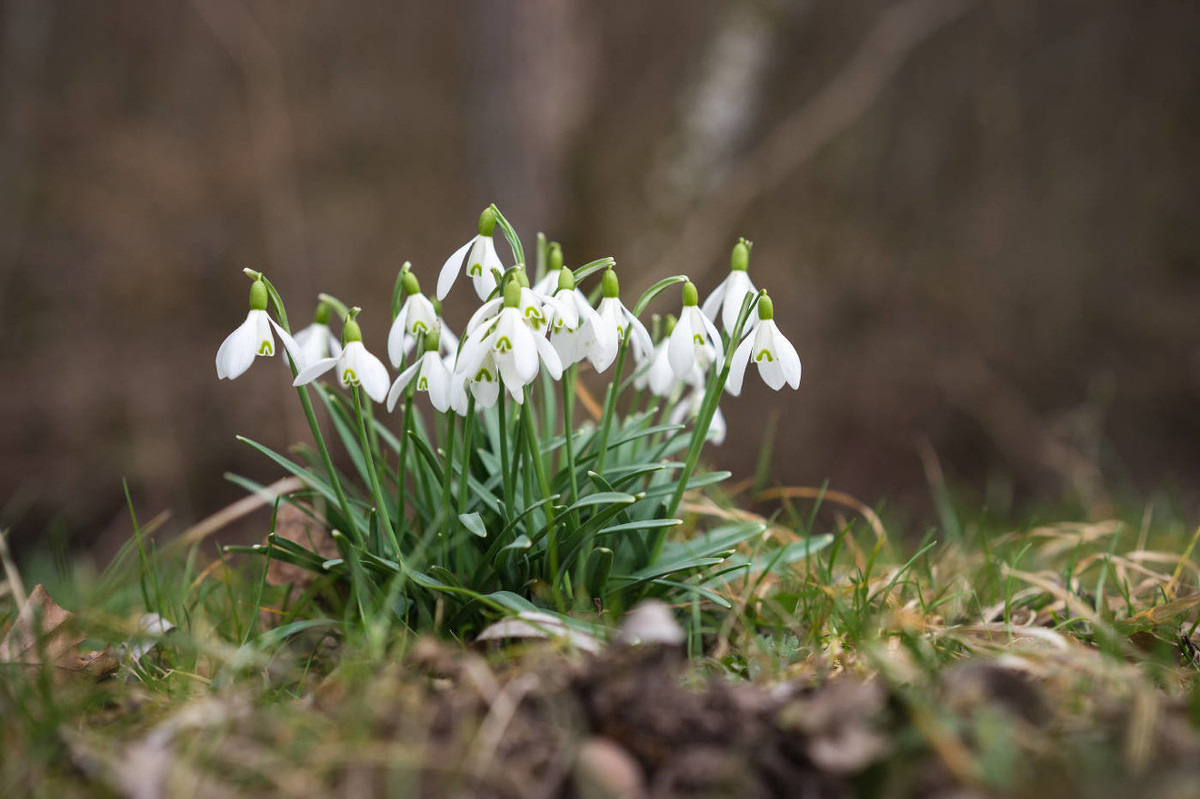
(594, 338, 630, 475)
(522, 388, 560, 609)
(560, 367, 581, 526)
(457, 395, 477, 516)
(354, 386, 401, 561)
(397, 393, 414, 528)
(498, 394, 514, 522)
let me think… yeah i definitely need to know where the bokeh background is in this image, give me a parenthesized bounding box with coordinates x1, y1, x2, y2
(2, 0, 1198, 558)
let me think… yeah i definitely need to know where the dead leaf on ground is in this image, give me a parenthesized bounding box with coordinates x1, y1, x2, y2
(0, 583, 117, 680)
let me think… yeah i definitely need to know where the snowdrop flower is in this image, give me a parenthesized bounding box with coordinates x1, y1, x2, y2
(593, 269, 653, 372)
(543, 266, 614, 367)
(464, 266, 548, 335)
(702, 238, 758, 335)
(726, 293, 801, 395)
(530, 241, 564, 298)
(293, 301, 342, 368)
(635, 315, 685, 397)
(386, 330, 453, 413)
(293, 308, 390, 403)
(669, 280, 724, 380)
(436, 207, 505, 302)
(455, 279, 562, 403)
(444, 352, 471, 416)
(216, 275, 303, 380)
(668, 389, 727, 446)
(387, 271, 441, 367)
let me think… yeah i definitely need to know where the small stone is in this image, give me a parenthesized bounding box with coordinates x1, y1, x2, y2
(575, 736, 645, 799)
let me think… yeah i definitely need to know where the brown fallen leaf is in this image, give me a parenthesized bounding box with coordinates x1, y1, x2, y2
(0, 583, 116, 680)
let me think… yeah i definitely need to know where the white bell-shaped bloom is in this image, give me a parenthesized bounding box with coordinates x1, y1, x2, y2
(530, 242, 565, 299)
(702, 239, 758, 335)
(634, 316, 690, 397)
(436, 208, 505, 301)
(216, 279, 303, 379)
(386, 344, 452, 413)
(668, 389, 726, 446)
(593, 269, 653, 372)
(444, 352, 471, 416)
(293, 313, 390, 403)
(669, 281, 724, 380)
(293, 321, 341, 368)
(455, 281, 562, 403)
(541, 267, 613, 368)
(726, 294, 801, 396)
(387, 280, 440, 367)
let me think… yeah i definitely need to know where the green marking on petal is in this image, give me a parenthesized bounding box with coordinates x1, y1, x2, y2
(418, 376, 428, 391)
(475, 367, 495, 382)
(413, 320, 429, 334)
(755, 349, 775, 363)
(495, 336, 513, 353)
(258, 340, 274, 356)
(692, 333, 704, 346)
(469, 263, 483, 277)
(342, 368, 360, 386)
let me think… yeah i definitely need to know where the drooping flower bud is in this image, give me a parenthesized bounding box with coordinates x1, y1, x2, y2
(602, 268, 620, 299)
(731, 238, 752, 272)
(314, 300, 332, 325)
(249, 278, 268, 311)
(503, 278, 521, 308)
(343, 308, 363, 344)
(402, 270, 421, 297)
(681, 280, 699, 307)
(548, 242, 563, 272)
(478, 207, 497, 237)
(757, 291, 773, 321)
(557, 265, 576, 292)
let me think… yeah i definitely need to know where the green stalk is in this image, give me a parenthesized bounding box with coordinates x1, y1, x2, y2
(594, 338, 630, 475)
(397, 393, 414, 528)
(498, 393, 514, 521)
(353, 386, 401, 561)
(441, 409, 457, 532)
(560, 367, 582, 527)
(259, 276, 359, 543)
(522, 388, 560, 608)
(457, 395, 477, 516)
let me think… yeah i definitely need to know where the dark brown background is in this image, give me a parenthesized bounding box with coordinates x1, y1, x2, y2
(2, 0, 1198, 557)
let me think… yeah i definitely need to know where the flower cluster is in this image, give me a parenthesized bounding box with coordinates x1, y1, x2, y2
(216, 215, 800, 438)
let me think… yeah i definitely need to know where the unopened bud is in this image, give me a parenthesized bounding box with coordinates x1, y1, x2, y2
(682, 281, 698, 307)
(756, 291, 773, 321)
(478, 207, 497, 237)
(602, 269, 620, 299)
(249, 279, 268, 311)
(731, 238, 752, 272)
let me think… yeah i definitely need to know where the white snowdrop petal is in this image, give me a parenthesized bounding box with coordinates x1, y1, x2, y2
(725, 335, 754, 396)
(268, 318, 305, 372)
(775, 326, 802, 388)
(355, 346, 391, 403)
(386, 360, 421, 412)
(510, 322, 540, 383)
(387, 308, 410, 368)
(667, 314, 697, 379)
(534, 332, 563, 380)
(697, 309, 726, 372)
(437, 238, 475, 301)
(625, 311, 654, 362)
(707, 406, 727, 445)
(465, 298, 502, 335)
(701, 276, 727, 324)
(722, 271, 756, 334)
(216, 313, 260, 380)
(293, 356, 339, 387)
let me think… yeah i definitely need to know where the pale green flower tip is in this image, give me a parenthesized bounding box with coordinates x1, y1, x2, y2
(424, 328, 440, 353)
(314, 301, 332, 325)
(731, 238, 752, 272)
(663, 313, 677, 336)
(402, 271, 420, 296)
(503, 279, 521, 308)
(557, 265, 576, 291)
(602, 268, 620, 298)
(343, 314, 363, 343)
(757, 292, 774, 321)
(248, 278, 268, 311)
(682, 280, 699, 307)
(548, 242, 563, 272)
(478, 207, 498, 237)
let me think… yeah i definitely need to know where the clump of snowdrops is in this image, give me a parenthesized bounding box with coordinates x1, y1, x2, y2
(216, 206, 811, 639)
